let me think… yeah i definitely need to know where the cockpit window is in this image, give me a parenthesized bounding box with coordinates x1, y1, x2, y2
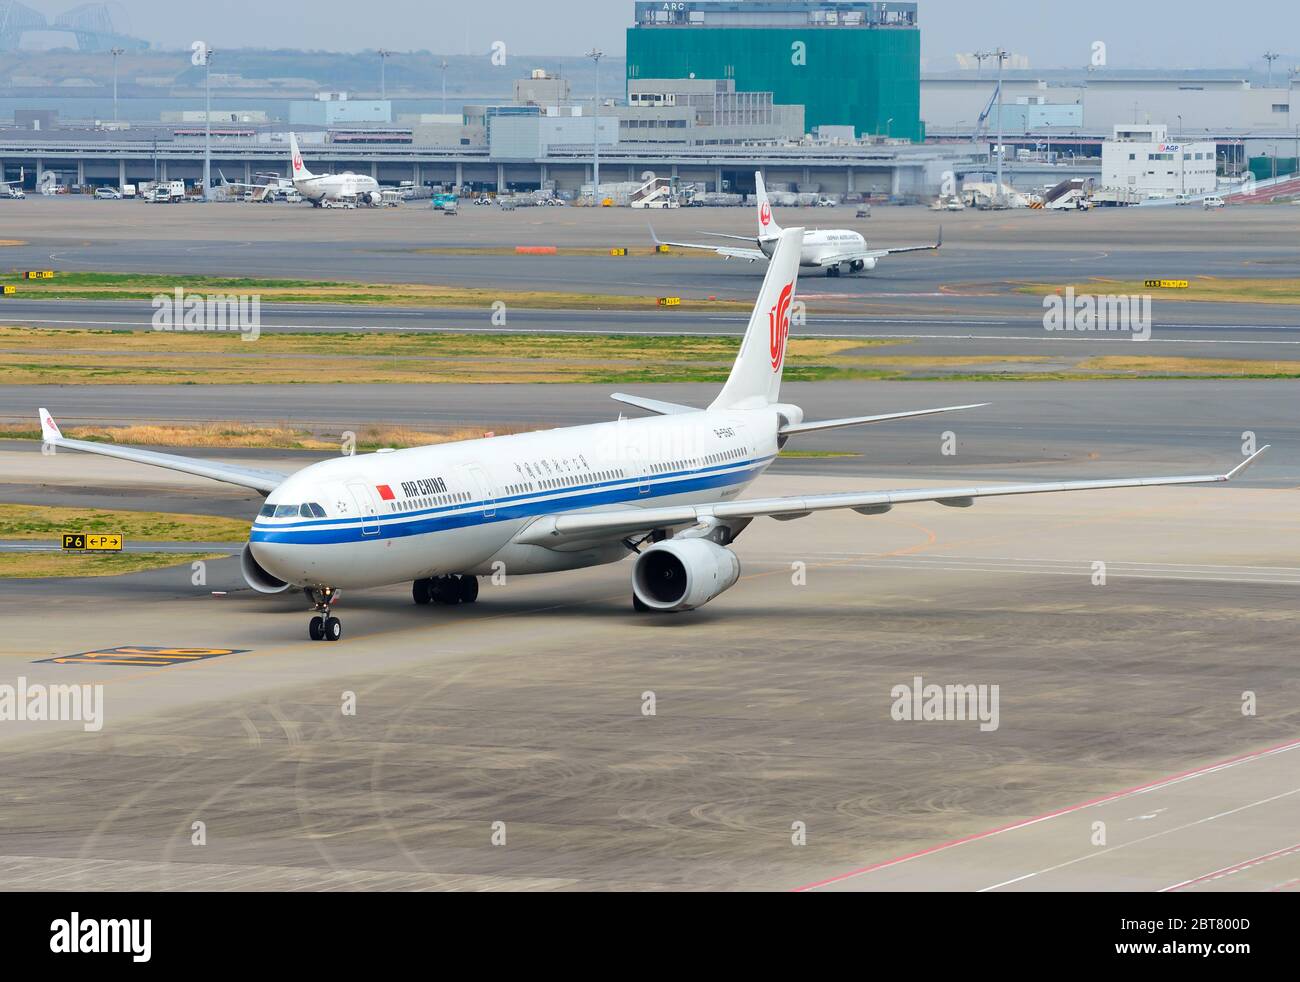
(258, 503, 276, 518)
(273, 504, 299, 518)
(301, 503, 326, 518)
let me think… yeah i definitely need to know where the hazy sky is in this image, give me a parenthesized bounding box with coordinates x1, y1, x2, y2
(25, 1, 1300, 70)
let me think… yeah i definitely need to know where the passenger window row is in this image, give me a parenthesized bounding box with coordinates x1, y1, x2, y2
(392, 491, 470, 513)
(650, 447, 743, 475)
(539, 468, 625, 491)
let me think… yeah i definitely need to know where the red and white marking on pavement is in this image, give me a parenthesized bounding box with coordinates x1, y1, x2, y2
(793, 735, 1300, 892)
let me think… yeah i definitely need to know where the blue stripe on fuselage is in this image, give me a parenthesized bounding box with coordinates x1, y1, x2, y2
(249, 456, 772, 546)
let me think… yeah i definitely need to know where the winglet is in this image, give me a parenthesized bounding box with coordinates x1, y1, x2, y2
(1224, 445, 1269, 481)
(936, 225, 943, 250)
(647, 222, 664, 247)
(38, 408, 62, 442)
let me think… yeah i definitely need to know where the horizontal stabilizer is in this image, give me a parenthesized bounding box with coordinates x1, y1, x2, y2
(779, 403, 989, 436)
(610, 393, 698, 416)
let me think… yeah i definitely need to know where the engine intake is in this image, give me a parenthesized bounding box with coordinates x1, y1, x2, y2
(632, 538, 740, 612)
(241, 543, 291, 594)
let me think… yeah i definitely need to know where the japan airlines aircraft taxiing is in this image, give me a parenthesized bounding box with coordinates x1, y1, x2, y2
(288, 132, 386, 207)
(38, 227, 1265, 642)
(651, 170, 941, 276)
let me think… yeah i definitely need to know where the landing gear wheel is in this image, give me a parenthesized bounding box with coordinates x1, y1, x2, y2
(430, 578, 458, 605)
(458, 575, 479, 604)
(826, 265, 841, 278)
(306, 586, 341, 641)
(632, 593, 650, 612)
(413, 578, 432, 605)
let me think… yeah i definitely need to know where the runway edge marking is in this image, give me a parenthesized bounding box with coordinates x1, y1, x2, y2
(792, 735, 1300, 892)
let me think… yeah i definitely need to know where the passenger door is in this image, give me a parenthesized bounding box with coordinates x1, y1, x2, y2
(346, 482, 380, 536)
(465, 463, 497, 519)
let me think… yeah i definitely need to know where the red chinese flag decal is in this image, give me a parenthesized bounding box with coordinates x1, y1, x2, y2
(376, 484, 395, 501)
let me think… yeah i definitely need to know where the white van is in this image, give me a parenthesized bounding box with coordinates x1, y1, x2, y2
(1202, 195, 1225, 210)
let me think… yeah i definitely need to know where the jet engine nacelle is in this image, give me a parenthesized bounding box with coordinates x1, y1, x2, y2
(366, 191, 382, 205)
(632, 538, 740, 612)
(862, 257, 877, 270)
(241, 543, 291, 594)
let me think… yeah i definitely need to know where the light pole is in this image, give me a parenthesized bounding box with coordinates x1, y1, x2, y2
(1263, 52, 1279, 88)
(586, 48, 602, 201)
(378, 49, 391, 100)
(993, 49, 1007, 205)
(110, 47, 124, 124)
(885, 117, 894, 138)
(202, 45, 214, 201)
(439, 59, 449, 115)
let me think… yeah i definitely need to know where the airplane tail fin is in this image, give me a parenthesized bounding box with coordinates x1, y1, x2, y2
(755, 170, 782, 241)
(709, 226, 803, 411)
(289, 132, 313, 180)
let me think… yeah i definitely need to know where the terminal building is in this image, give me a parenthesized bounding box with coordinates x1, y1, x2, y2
(626, 0, 922, 142)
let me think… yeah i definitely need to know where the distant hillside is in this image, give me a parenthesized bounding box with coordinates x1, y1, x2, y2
(0, 48, 625, 99)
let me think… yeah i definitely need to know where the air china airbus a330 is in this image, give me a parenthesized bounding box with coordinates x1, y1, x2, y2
(38, 228, 1264, 642)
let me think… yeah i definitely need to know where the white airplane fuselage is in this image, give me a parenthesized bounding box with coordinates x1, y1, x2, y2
(293, 172, 382, 204)
(250, 408, 783, 590)
(758, 229, 876, 270)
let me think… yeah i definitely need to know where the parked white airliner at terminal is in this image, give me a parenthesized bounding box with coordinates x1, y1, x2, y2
(652, 171, 942, 276)
(38, 228, 1265, 641)
(288, 132, 385, 207)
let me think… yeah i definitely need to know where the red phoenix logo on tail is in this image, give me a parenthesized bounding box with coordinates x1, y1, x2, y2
(769, 281, 793, 371)
(759, 202, 772, 227)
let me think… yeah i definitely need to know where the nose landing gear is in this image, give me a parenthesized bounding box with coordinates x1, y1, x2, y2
(306, 587, 342, 642)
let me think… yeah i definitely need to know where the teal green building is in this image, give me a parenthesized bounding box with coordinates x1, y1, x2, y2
(626, 2, 922, 142)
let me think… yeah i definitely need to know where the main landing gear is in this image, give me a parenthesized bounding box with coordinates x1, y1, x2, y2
(413, 575, 479, 606)
(826, 264, 842, 277)
(306, 586, 342, 642)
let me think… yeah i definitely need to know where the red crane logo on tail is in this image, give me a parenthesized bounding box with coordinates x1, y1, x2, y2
(769, 281, 793, 371)
(759, 202, 772, 227)
(292, 153, 303, 173)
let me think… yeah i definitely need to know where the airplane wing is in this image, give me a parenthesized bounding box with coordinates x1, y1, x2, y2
(649, 224, 766, 263)
(816, 228, 943, 267)
(38, 409, 288, 495)
(513, 448, 1268, 547)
